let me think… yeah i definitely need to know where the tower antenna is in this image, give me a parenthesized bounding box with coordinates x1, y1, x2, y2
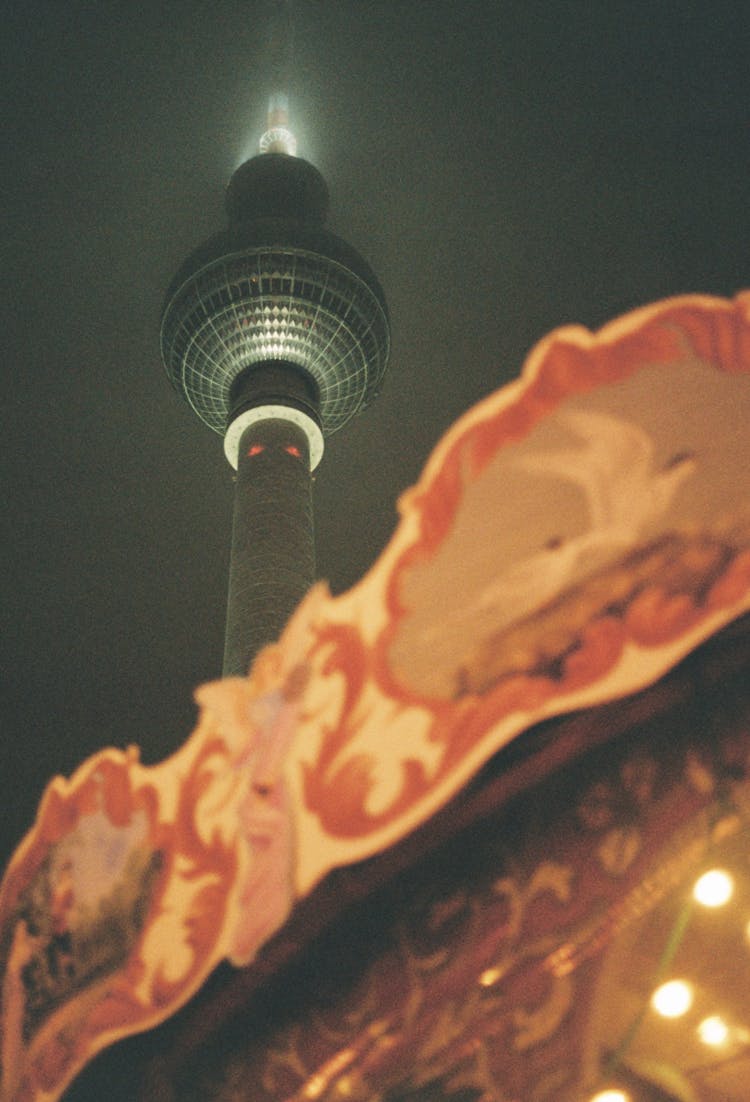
(261, 1, 297, 155)
(161, 27, 390, 676)
(266, 0, 294, 87)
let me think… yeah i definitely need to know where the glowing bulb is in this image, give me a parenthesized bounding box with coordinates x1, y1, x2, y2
(589, 1091, 631, 1102)
(651, 979, 694, 1018)
(693, 869, 734, 907)
(698, 1015, 730, 1046)
(479, 966, 502, 987)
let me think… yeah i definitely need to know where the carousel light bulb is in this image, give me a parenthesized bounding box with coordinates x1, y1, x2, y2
(698, 1015, 730, 1046)
(693, 868, 734, 907)
(651, 979, 694, 1018)
(589, 1090, 631, 1102)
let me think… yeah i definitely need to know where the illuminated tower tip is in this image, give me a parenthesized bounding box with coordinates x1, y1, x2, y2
(260, 92, 297, 156)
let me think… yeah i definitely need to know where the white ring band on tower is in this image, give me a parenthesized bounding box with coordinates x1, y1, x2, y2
(223, 404, 325, 471)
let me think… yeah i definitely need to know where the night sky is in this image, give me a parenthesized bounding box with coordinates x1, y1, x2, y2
(2, 0, 749, 949)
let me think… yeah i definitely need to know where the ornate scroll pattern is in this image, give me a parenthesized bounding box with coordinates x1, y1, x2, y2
(203, 863, 580, 1102)
(0, 646, 308, 1101)
(186, 689, 750, 1102)
(293, 292, 750, 886)
(2, 293, 750, 1099)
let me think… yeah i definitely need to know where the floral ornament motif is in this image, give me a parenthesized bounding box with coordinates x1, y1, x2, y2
(684, 749, 717, 797)
(576, 753, 658, 875)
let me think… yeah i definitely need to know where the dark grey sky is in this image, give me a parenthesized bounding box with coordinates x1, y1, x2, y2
(1, 0, 748, 938)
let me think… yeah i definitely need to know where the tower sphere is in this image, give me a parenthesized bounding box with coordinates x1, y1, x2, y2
(160, 152, 390, 445)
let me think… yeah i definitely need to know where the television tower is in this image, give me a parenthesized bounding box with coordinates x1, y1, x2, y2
(160, 30, 390, 677)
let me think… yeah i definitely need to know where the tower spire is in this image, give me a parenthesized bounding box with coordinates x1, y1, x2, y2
(260, 2, 297, 155)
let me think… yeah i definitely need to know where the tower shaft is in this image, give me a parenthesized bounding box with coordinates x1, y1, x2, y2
(223, 416, 314, 676)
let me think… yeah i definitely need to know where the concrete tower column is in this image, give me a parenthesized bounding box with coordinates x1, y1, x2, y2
(223, 417, 314, 676)
(221, 363, 323, 676)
